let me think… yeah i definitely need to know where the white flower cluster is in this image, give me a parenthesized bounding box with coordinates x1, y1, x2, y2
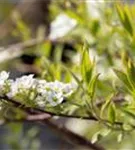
(0, 71, 9, 90)
(0, 71, 77, 107)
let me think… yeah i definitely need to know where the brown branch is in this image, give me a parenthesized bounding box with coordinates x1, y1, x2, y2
(0, 37, 74, 63)
(4, 115, 104, 150)
(0, 96, 98, 121)
(0, 95, 125, 121)
(0, 38, 49, 63)
(40, 119, 104, 150)
(2, 117, 104, 150)
(96, 95, 125, 107)
(0, 96, 104, 150)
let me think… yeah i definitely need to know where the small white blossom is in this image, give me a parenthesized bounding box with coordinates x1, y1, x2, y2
(35, 96, 46, 107)
(46, 91, 63, 106)
(15, 74, 36, 89)
(7, 74, 37, 98)
(0, 71, 9, 80)
(36, 80, 47, 93)
(0, 71, 9, 90)
(35, 80, 77, 107)
(0, 71, 77, 107)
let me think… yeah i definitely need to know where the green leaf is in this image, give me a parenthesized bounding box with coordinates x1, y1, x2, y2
(108, 103, 116, 123)
(53, 44, 63, 63)
(121, 107, 135, 120)
(91, 19, 100, 35)
(65, 10, 83, 24)
(81, 42, 94, 84)
(91, 129, 111, 143)
(88, 74, 100, 98)
(69, 70, 81, 85)
(126, 60, 135, 88)
(100, 94, 114, 118)
(116, 4, 133, 36)
(113, 69, 133, 92)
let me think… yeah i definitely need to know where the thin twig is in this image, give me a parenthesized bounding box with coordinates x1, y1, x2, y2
(0, 96, 98, 121)
(0, 37, 50, 63)
(4, 114, 104, 150)
(2, 117, 104, 150)
(0, 96, 104, 150)
(0, 95, 125, 121)
(40, 119, 104, 150)
(96, 95, 125, 107)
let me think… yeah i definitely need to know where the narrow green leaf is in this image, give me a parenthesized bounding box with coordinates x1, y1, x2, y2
(69, 70, 82, 85)
(88, 74, 100, 98)
(65, 10, 83, 24)
(100, 94, 113, 118)
(116, 4, 133, 36)
(123, 6, 133, 36)
(116, 4, 125, 24)
(62, 65, 81, 85)
(121, 107, 135, 119)
(127, 60, 135, 88)
(108, 103, 116, 123)
(81, 43, 93, 84)
(53, 44, 63, 63)
(113, 69, 133, 91)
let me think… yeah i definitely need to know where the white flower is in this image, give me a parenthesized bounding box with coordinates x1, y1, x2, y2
(0, 71, 9, 80)
(0, 71, 77, 107)
(0, 71, 9, 90)
(46, 91, 63, 106)
(7, 74, 37, 98)
(36, 80, 47, 93)
(35, 96, 46, 107)
(35, 80, 77, 107)
(35, 90, 63, 107)
(63, 83, 77, 96)
(15, 74, 36, 89)
(44, 80, 76, 94)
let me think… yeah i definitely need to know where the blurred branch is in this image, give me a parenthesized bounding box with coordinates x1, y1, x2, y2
(0, 38, 49, 63)
(0, 95, 125, 121)
(0, 37, 75, 64)
(96, 95, 125, 107)
(0, 96, 104, 150)
(2, 117, 104, 150)
(0, 96, 97, 121)
(0, 96, 126, 128)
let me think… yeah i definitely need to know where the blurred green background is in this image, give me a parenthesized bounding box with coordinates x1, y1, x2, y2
(1, 0, 135, 150)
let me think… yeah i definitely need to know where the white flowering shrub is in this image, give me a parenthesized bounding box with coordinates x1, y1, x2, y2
(0, 71, 77, 108)
(2, 1, 135, 150)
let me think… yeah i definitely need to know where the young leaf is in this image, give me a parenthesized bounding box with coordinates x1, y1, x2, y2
(127, 60, 135, 88)
(123, 6, 133, 36)
(108, 103, 116, 123)
(81, 43, 93, 85)
(69, 70, 81, 85)
(88, 74, 100, 99)
(121, 107, 135, 120)
(100, 94, 114, 118)
(116, 4, 133, 36)
(62, 65, 82, 85)
(113, 69, 133, 92)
